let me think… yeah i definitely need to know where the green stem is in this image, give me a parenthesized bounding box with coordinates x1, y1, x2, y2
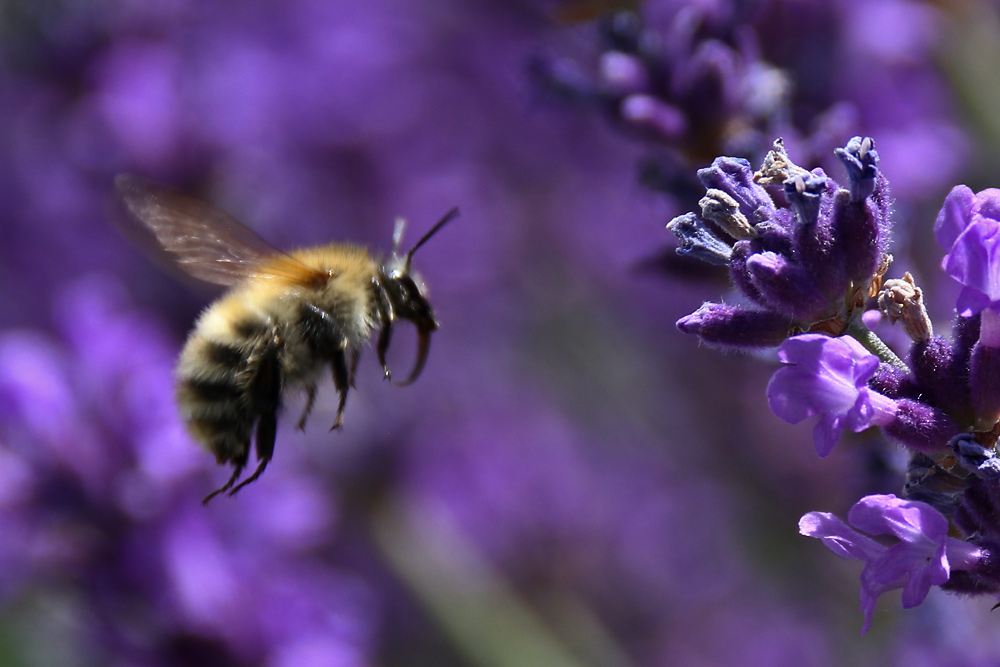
(846, 317, 908, 371)
(370, 499, 632, 667)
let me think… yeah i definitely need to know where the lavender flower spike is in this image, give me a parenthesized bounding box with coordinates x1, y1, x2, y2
(675, 139, 894, 349)
(767, 334, 896, 457)
(801, 495, 983, 635)
(935, 185, 1000, 425)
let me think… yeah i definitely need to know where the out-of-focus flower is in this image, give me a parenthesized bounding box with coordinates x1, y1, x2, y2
(800, 495, 983, 635)
(0, 275, 372, 664)
(532, 1, 968, 204)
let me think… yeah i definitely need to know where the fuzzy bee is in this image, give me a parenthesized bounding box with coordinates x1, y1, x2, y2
(114, 174, 456, 502)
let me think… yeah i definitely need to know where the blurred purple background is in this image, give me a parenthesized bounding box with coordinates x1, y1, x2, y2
(3, 0, 1000, 665)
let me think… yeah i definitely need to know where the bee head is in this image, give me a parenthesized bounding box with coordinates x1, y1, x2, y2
(376, 207, 458, 385)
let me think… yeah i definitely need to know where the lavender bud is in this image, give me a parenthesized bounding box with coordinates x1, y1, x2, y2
(830, 188, 883, 286)
(910, 334, 973, 426)
(745, 251, 828, 320)
(949, 434, 1000, 479)
(666, 213, 733, 265)
(697, 156, 777, 225)
(783, 172, 830, 227)
(870, 362, 919, 400)
(676, 303, 790, 348)
(834, 136, 880, 202)
(882, 398, 961, 454)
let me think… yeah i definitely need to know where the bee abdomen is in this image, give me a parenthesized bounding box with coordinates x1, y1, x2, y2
(177, 375, 246, 412)
(177, 381, 254, 464)
(176, 336, 256, 464)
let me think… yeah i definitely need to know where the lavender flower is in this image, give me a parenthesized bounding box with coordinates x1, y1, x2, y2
(935, 186, 1000, 318)
(530, 5, 803, 199)
(671, 137, 891, 348)
(531, 1, 967, 203)
(670, 129, 1000, 632)
(800, 495, 983, 635)
(934, 187, 1000, 427)
(767, 334, 895, 457)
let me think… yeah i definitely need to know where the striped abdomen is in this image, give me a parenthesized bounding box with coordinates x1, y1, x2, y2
(175, 303, 281, 468)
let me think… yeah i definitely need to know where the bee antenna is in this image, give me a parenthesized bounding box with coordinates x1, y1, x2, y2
(403, 207, 459, 269)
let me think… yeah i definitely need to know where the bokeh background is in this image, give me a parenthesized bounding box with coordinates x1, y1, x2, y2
(3, 0, 1000, 665)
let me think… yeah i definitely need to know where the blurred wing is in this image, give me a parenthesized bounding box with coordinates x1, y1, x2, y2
(113, 173, 322, 287)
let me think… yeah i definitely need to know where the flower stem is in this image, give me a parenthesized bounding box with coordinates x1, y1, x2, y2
(846, 317, 908, 371)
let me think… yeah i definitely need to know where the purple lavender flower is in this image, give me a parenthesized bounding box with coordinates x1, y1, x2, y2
(934, 186, 1000, 427)
(532, 1, 968, 203)
(800, 494, 983, 635)
(767, 334, 895, 457)
(530, 5, 803, 198)
(935, 186, 1000, 318)
(671, 137, 891, 350)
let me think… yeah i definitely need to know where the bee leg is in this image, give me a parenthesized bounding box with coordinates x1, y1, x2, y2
(330, 343, 349, 430)
(203, 463, 245, 504)
(229, 339, 282, 496)
(297, 384, 317, 431)
(349, 349, 360, 389)
(230, 405, 277, 496)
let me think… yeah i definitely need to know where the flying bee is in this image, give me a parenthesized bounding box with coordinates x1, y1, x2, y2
(113, 174, 456, 502)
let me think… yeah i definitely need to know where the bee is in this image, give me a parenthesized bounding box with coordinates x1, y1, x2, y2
(114, 174, 456, 502)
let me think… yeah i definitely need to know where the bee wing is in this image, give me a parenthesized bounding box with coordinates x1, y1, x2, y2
(114, 173, 323, 287)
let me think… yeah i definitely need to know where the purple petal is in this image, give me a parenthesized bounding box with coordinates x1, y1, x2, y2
(943, 216, 1000, 303)
(934, 185, 974, 250)
(858, 564, 894, 635)
(847, 494, 949, 542)
(971, 188, 1000, 223)
(811, 416, 841, 458)
(937, 187, 1000, 315)
(798, 511, 884, 561)
(955, 286, 995, 319)
(900, 542, 950, 608)
(768, 335, 886, 456)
